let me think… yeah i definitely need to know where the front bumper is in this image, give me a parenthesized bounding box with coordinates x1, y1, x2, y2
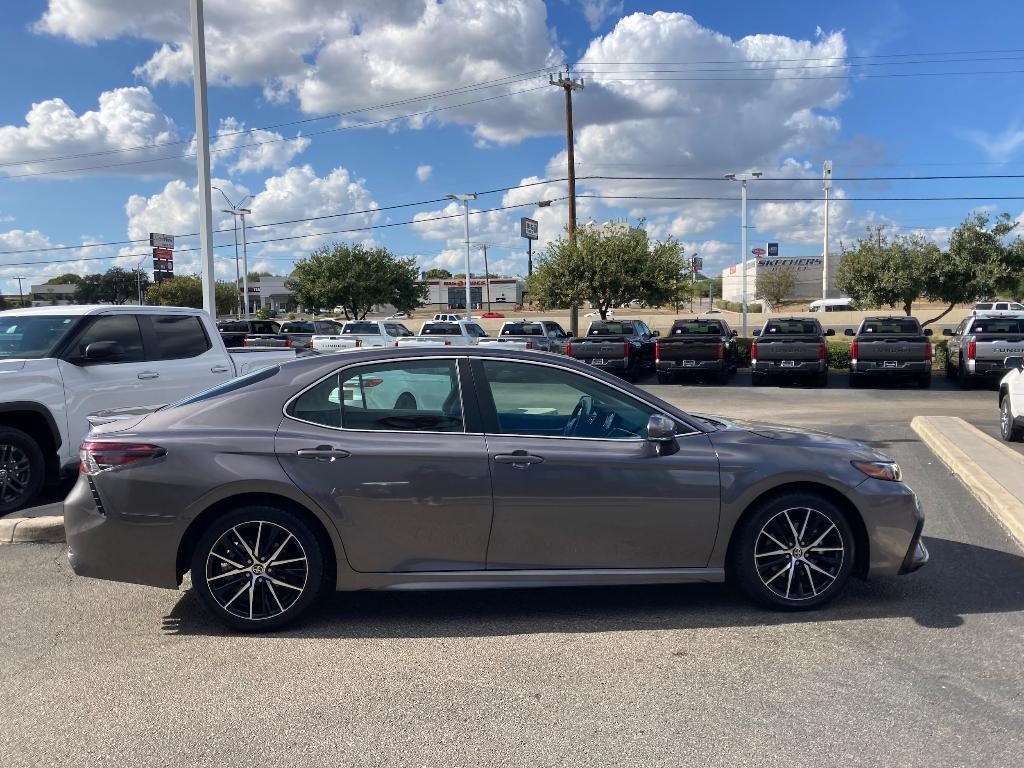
(847, 478, 927, 577)
(64, 474, 183, 590)
(900, 518, 929, 574)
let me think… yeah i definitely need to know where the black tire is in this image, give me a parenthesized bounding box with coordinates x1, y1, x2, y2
(917, 371, 932, 389)
(945, 355, 956, 379)
(813, 371, 829, 388)
(730, 492, 855, 610)
(191, 506, 326, 632)
(958, 356, 971, 389)
(751, 372, 767, 387)
(716, 366, 730, 385)
(1000, 396, 1023, 442)
(656, 372, 672, 385)
(0, 427, 45, 515)
(848, 372, 863, 388)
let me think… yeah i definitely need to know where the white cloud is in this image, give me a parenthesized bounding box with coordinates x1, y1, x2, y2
(579, 0, 624, 31)
(210, 117, 310, 175)
(964, 124, 1024, 161)
(0, 86, 185, 179)
(0, 229, 127, 293)
(416, 164, 432, 183)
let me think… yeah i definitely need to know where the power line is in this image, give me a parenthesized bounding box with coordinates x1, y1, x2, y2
(588, 68, 1024, 83)
(575, 46, 1024, 65)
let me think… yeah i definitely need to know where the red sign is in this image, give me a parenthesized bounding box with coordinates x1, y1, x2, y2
(751, 247, 766, 255)
(729, 265, 737, 274)
(153, 247, 173, 260)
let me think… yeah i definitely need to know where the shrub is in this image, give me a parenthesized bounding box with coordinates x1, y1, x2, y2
(732, 337, 753, 368)
(826, 340, 851, 369)
(715, 300, 763, 314)
(932, 338, 947, 371)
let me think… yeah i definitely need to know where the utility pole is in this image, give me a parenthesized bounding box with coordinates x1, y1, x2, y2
(550, 65, 584, 336)
(473, 244, 492, 312)
(725, 171, 762, 336)
(447, 193, 477, 319)
(189, 0, 216, 317)
(822, 160, 832, 300)
(13, 276, 26, 308)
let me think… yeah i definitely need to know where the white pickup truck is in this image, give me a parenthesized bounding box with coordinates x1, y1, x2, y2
(395, 320, 490, 347)
(0, 305, 296, 513)
(311, 319, 415, 352)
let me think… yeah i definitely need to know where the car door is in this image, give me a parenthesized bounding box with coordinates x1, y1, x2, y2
(472, 358, 721, 569)
(56, 313, 154, 447)
(275, 356, 493, 572)
(139, 313, 233, 403)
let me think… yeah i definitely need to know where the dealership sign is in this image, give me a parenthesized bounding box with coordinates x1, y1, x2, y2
(520, 217, 539, 240)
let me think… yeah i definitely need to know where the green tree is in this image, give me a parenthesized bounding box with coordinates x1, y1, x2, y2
(246, 271, 272, 283)
(0, 294, 7, 311)
(530, 222, 687, 320)
(837, 228, 941, 316)
(101, 266, 147, 304)
(146, 275, 237, 316)
(46, 273, 83, 286)
(75, 274, 105, 304)
(755, 264, 798, 308)
(423, 268, 452, 280)
(286, 242, 427, 319)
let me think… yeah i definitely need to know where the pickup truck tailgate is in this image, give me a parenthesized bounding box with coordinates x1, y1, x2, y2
(657, 338, 722, 361)
(755, 338, 822, 361)
(973, 336, 1024, 361)
(570, 337, 628, 360)
(856, 338, 929, 361)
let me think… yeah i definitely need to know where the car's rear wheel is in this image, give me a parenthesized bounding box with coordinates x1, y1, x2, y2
(0, 427, 45, 515)
(958, 356, 972, 389)
(730, 493, 855, 610)
(1000, 396, 1023, 442)
(751, 372, 767, 387)
(918, 371, 932, 389)
(191, 506, 325, 632)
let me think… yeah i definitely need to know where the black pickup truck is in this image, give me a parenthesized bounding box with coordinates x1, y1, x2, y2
(216, 318, 281, 348)
(654, 318, 738, 383)
(566, 320, 658, 380)
(845, 316, 933, 388)
(246, 318, 345, 349)
(751, 317, 834, 386)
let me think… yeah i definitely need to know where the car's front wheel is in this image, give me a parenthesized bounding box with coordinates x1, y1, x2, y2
(0, 427, 45, 515)
(730, 493, 855, 610)
(1000, 396, 1023, 442)
(191, 506, 326, 632)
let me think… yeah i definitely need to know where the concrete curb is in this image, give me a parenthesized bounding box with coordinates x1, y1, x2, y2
(911, 415, 1024, 546)
(0, 515, 65, 544)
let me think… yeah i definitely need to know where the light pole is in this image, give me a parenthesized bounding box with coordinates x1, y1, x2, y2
(724, 171, 762, 336)
(13, 276, 26, 308)
(822, 160, 832, 300)
(214, 187, 252, 318)
(447, 193, 477, 319)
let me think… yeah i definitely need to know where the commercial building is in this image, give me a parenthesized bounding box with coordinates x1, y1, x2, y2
(419, 277, 525, 311)
(720, 254, 843, 305)
(243, 276, 295, 314)
(30, 283, 79, 306)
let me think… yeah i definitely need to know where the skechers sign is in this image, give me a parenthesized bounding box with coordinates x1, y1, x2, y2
(758, 257, 822, 272)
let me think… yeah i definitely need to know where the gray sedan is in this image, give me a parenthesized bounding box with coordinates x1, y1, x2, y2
(65, 347, 927, 631)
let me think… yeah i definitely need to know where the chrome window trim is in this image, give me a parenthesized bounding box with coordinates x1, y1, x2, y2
(282, 355, 469, 436)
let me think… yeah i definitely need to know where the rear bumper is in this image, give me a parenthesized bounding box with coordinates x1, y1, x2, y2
(967, 359, 1014, 377)
(657, 359, 725, 372)
(575, 357, 630, 370)
(751, 360, 825, 375)
(64, 474, 182, 590)
(851, 360, 931, 375)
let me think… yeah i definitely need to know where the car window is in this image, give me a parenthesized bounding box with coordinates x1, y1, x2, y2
(219, 321, 246, 332)
(1013, 303, 1024, 311)
(288, 359, 463, 432)
(670, 321, 724, 335)
(281, 321, 312, 333)
(342, 322, 379, 335)
(250, 321, 279, 334)
(148, 315, 211, 360)
(968, 319, 1024, 334)
(974, 303, 993, 310)
(480, 360, 655, 440)
(0, 315, 78, 360)
(317, 321, 343, 334)
(71, 315, 145, 363)
(860, 319, 921, 334)
(421, 323, 462, 335)
(501, 323, 544, 336)
(588, 322, 635, 336)
(465, 323, 488, 338)
(763, 320, 821, 335)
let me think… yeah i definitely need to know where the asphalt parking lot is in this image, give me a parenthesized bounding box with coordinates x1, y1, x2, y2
(1, 378, 1022, 766)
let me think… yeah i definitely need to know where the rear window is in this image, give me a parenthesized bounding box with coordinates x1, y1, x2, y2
(218, 321, 246, 332)
(421, 323, 462, 335)
(281, 322, 314, 333)
(149, 315, 211, 360)
(860, 319, 921, 334)
(974, 303, 993, 310)
(588, 322, 635, 336)
(969, 319, 1024, 334)
(501, 323, 544, 336)
(670, 321, 724, 335)
(763, 320, 821, 335)
(342, 322, 380, 335)
(249, 321, 279, 334)
(162, 366, 279, 409)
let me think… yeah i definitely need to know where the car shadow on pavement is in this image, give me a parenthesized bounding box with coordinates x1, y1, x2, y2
(161, 537, 1024, 638)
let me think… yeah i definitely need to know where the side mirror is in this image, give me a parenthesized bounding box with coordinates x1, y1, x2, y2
(924, 328, 933, 337)
(83, 341, 123, 363)
(1004, 356, 1024, 371)
(844, 328, 855, 337)
(646, 414, 679, 455)
(942, 328, 953, 336)
(825, 328, 836, 336)
(731, 330, 738, 337)
(651, 330, 660, 337)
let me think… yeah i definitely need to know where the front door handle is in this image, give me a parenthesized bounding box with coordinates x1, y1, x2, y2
(137, 371, 160, 380)
(296, 445, 351, 462)
(494, 451, 544, 469)
(210, 364, 230, 373)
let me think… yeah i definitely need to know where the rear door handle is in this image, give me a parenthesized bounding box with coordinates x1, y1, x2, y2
(494, 452, 544, 468)
(296, 446, 351, 462)
(210, 364, 230, 373)
(137, 371, 159, 380)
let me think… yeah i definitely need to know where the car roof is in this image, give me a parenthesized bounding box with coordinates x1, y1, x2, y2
(0, 304, 202, 317)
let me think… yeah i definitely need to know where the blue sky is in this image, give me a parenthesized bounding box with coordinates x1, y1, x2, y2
(2, 0, 1024, 294)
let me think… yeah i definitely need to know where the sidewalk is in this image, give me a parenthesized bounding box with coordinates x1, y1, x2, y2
(912, 416, 1024, 546)
(0, 501, 65, 545)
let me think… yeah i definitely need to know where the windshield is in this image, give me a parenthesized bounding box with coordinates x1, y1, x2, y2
(0, 315, 79, 359)
(670, 321, 724, 335)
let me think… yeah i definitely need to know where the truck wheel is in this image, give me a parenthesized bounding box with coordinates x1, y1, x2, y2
(849, 373, 863, 388)
(814, 371, 829, 388)
(730, 492, 855, 610)
(957, 357, 971, 389)
(945, 357, 956, 379)
(656, 372, 672, 385)
(917, 371, 932, 389)
(1001, 396, 1024, 442)
(0, 427, 45, 515)
(751, 373, 767, 387)
(716, 366, 730, 385)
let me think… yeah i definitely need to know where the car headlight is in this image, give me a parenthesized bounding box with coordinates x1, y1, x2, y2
(852, 460, 902, 482)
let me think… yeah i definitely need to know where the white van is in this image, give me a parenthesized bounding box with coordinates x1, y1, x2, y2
(809, 298, 857, 312)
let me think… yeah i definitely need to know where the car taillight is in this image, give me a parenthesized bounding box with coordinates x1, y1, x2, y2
(925, 341, 933, 361)
(623, 340, 631, 357)
(968, 340, 976, 360)
(79, 441, 166, 476)
(655, 341, 661, 362)
(566, 341, 573, 356)
(525, 341, 533, 350)
(284, 338, 292, 348)
(355, 339, 362, 347)
(819, 342, 827, 360)
(717, 342, 725, 360)
(444, 339, 451, 345)
(851, 340, 859, 359)
(751, 341, 757, 362)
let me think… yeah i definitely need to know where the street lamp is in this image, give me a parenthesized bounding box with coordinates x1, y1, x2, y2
(724, 171, 762, 336)
(214, 186, 252, 318)
(447, 193, 477, 319)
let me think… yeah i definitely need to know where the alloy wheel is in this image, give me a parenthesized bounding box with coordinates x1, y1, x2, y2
(204, 520, 309, 621)
(753, 507, 845, 601)
(1001, 400, 1012, 438)
(0, 442, 31, 507)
